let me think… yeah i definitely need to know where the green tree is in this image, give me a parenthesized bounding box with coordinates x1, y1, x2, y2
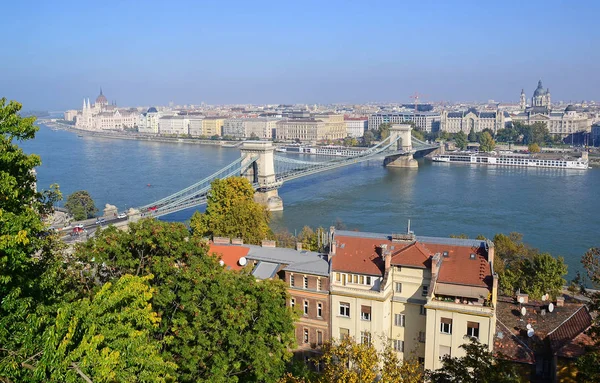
(36, 274, 177, 383)
(0, 98, 75, 382)
(75, 219, 296, 382)
(576, 248, 600, 381)
(317, 336, 422, 383)
(468, 127, 477, 142)
(411, 129, 425, 141)
(363, 130, 375, 146)
(496, 127, 520, 143)
(454, 131, 467, 150)
(426, 339, 518, 383)
(528, 143, 541, 153)
(520, 122, 550, 145)
(478, 131, 496, 152)
(377, 123, 391, 140)
(520, 253, 567, 300)
(190, 177, 272, 244)
(65, 190, 98, 220)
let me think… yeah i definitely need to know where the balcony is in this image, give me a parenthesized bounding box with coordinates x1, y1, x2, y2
(426, 297, 494, 317)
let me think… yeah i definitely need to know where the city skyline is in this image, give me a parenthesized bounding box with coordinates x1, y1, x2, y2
(2, 0, 599, 110)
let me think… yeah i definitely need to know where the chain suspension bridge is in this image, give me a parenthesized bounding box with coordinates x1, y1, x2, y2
(138, 125, 438, 217)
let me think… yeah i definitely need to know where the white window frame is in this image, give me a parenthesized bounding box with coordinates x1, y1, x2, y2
(317, 302, 323, 318)
(393, 339, 404, 352)
(395, 282, 402, 293)
(303, 328, 309, 344)
(339, 302, 350, 317)
(303, 276, 308, 289)
(395, 313, 406, 327)
(467, 322, 480, 339)
(290, 274, 294, 287)
(290, 298, 295, 308)
(440, 318, 452, 334)
(303, 300, 309, 315)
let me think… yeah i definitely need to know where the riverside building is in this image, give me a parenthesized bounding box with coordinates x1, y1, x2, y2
(440, 109, 507, 134)
(368, 112, 441, 132)
(512, 80, 591, 137)
(344, 117, 368, 138)
(75, 89, 140, 131)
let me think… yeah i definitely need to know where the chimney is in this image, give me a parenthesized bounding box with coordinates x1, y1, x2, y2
(380, 244, 388, 258)
(329, 226, 336, 256)
(486, 239, 495, 267)
(261, 240, 276, 248)
(385, 251, 391, 272)
(516, 293, 529, 304)
(492, 274, 499, 307)
(556, 296, 565, 307)
(431, 253, 442, 276)
(296, 242, 303, 252)
(213, 237, 230, 245)
(231, 238, 244, 245)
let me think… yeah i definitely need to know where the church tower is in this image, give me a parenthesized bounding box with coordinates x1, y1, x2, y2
(519, 89, 526, 110)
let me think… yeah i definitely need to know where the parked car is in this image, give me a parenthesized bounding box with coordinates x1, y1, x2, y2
(95, 218, 106, 225)
(117, 212, 127, 219)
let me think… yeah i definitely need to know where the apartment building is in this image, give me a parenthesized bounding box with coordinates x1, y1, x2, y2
(188, 116, 205, 137)
(440, 109, 507, 133)
(245, 117, 278, 139)
(202, 118, 224, 137)
(344, 117, 368, 138)
(314, 113, 346, 140)
(368, 112, 441, 132)
(276, 119, 327, 142)
(328, 229, 497, 370)
(223, 118, 246, 138)
(158, 115, 189, 135)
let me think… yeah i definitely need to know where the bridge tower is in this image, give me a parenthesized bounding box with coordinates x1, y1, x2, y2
(240, 141, 284, 212)
(385, 123, 418, 168)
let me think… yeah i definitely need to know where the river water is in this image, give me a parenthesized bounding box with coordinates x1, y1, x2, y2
(24, 124, 600, 277)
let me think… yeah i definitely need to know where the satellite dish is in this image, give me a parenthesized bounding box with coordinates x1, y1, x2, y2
(526, 324, 532, 330)
(521, 307, 527, 316)
(518, 297, 525, 304)
(238, 257, 247, 266)
(219, 260, 225, 266)
(542, 294, 547, 301)
(527, 328, 534, 338)
(548, 303, 554, 313)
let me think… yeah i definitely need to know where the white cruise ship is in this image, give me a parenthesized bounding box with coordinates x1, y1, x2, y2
(276, 144, 367, 157)
(431, 152, 589, 170)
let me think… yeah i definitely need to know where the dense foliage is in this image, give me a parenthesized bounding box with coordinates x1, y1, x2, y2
(494, 232, 567, 299)
(576, 248, 600, 381)
(478, 131, 496, 152)
(189, 177, 272, 244)
(65, 190, 98, 220)
(75, 218, 296, 382)
(426, 339, 518, 383)
(317, 336, 422, 383)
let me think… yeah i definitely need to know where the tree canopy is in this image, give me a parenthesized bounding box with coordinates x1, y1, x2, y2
(478, 131, 496, 152)
(65, 190, 98, 220)
(75, 218, 296, 382)
(454, 131, 467, 150)
(190, 176, 272, 244)
(493, 232, 567, 299)
(426, 339, 518, 383)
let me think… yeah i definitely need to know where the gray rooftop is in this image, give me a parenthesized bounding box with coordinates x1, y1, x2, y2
(244, 244, 329, 277)
(335, 230, 485, 249)
(252, 261, 280, 279)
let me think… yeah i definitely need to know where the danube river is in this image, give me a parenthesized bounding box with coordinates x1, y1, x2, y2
(25, 124, 599, 277)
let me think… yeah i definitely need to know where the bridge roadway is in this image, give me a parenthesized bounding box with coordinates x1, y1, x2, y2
(135, 134, 439, 218)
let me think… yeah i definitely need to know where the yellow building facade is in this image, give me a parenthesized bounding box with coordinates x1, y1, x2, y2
(202, 118, 224, 137)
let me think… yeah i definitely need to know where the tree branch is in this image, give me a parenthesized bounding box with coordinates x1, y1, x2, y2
(71, 362, 94, 383)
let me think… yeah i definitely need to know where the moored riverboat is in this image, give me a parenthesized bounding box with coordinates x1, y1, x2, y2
(431, 152, 588, 170)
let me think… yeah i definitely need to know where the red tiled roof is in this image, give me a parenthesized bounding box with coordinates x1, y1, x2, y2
(494, 319, 535, 364)
(390, 242, 431, 268)
(425, 243, 490, 288)
(331, 235, 387, 276)
(547, 306, 592, 353)
(208, 244, 249, 271)
(555, 330, 594, 358)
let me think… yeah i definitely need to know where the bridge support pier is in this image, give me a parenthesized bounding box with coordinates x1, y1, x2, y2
(385, 124, 418, 168)
(240, 141, 284, 212)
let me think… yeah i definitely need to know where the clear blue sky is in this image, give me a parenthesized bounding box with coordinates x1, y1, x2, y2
(2, 0, 598, 110)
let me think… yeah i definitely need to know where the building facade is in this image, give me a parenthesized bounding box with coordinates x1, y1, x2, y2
(223, 118, 246, 138)
(276, 119, 327, 142)
(314, 113, 346, 140)
(368, 112, 441, 132)
(202, 118, 224, 137)
(328, 229, 497, 371)
(188, 116, 205, 137)
(440, 109, 507, 133)
(158, 115, 189, 135)
(344, 117, 368, 138)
